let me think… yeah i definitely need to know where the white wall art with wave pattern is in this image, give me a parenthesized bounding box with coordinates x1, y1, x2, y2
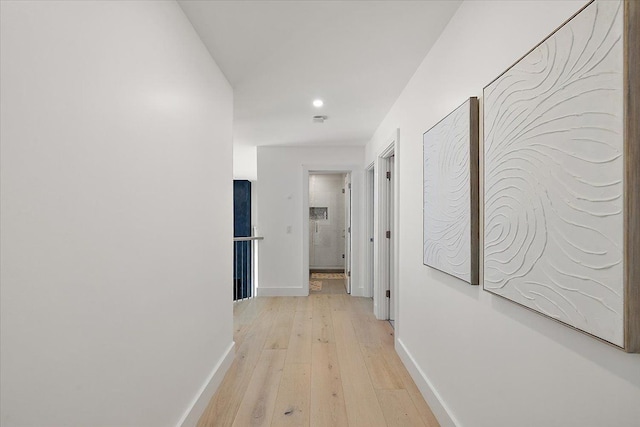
(483, 0, 640, 349)
(423, 98, 479, 284)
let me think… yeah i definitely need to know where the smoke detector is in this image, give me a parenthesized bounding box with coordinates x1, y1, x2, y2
(313, 115, 328, 123)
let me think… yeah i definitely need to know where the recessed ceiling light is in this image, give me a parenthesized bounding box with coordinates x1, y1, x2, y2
(313, 99, 324, 108)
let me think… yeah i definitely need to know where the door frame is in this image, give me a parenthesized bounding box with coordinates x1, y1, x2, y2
(302, 164, 362, 296)
(373, 129, 400, 322)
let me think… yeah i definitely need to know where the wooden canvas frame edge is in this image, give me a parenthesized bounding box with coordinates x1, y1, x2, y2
(624, 0, 639, 353)
(469, 97, 480, 286)
(422, 97, 480, 285)
(481, 0, 639, 353)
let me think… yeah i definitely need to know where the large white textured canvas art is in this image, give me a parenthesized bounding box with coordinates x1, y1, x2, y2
(424, 98, 479, 284)
(483, 0, 636, 348)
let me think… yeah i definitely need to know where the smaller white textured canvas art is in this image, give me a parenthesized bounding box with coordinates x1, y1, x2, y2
(423, 99, 477, 284)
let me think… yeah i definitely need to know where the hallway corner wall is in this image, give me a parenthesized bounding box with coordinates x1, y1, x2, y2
(0, 1, 234, 426)
(256, 146, 365, 296)
(365, 1, 640, 426)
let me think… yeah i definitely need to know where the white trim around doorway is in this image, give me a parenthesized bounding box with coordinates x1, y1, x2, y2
(302, 164, 363, 297)
(373, 129, 400, 327)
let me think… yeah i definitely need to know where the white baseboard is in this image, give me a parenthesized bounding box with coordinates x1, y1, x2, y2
(349, 286, 363, 297)
(396, 338, 459, 427)
(257, 287, 308, 296)
(177, 341, 235, 427)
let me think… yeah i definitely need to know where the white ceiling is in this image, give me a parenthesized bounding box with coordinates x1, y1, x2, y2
(179, 0, 462, 148)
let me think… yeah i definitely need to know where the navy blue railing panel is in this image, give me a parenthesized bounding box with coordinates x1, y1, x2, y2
(233, 180, 251, 300)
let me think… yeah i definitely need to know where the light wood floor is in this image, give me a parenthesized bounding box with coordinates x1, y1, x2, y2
(309, 277, 348, 295)
(197, 280, 439, 427)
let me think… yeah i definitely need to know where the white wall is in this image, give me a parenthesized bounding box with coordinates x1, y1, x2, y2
(309, 174, 347, 270)
(0, 2, 234, 426)
(233, 144, 258, 181)
(257, 146, 364, 296)
(233, 147, 257, 236)
(365, 1, 640, 426)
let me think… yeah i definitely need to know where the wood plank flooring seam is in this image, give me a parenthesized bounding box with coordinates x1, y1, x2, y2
(199, 291, 439, 427)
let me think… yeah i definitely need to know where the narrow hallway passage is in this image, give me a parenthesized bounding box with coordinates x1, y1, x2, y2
(197, 294, 439, 427)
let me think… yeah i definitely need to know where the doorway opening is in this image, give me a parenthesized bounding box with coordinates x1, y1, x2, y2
(376, 153, 396, 324)
(308, 172, 351, 295)
(365, 163, 375, 299)
(385, 154, 395, 327)
(373, 133, 398, 326)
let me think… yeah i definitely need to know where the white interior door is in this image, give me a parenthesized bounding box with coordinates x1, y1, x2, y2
(388, 156, 395, 321)
(368, 166, 375, 298)
(309, 218, 316, 267)
(344, 173, 352, 294)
